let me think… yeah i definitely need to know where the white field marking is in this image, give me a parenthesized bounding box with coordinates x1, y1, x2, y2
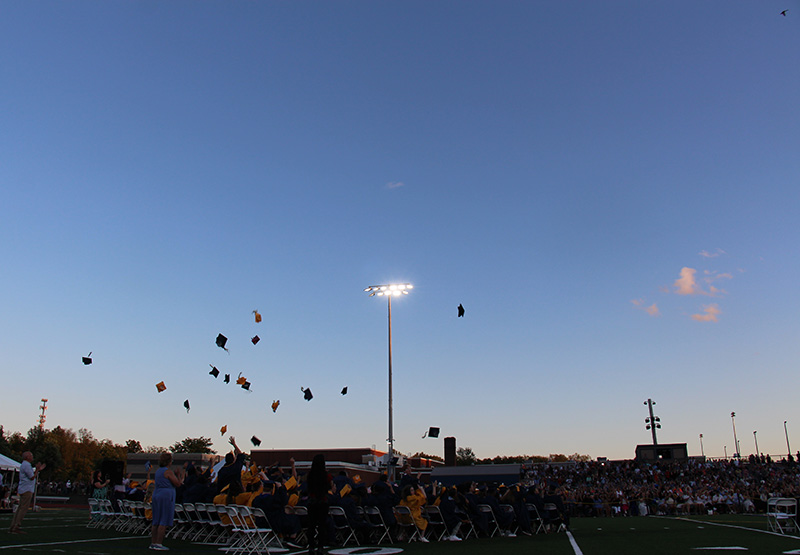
(567, 530, 584, 555)
(328, 549, 405, 554)
(0, 537, 133, 550)
(692, 548, 748, 551)
(783, 550, 800, 554)
(663, 516, 800, 541)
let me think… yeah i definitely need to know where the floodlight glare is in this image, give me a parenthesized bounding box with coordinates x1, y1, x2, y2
(364, 282, 413, 482)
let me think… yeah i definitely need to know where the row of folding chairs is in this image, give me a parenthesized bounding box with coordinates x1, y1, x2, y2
(393, 502, 556, 543)
(87, 498, 151, 534)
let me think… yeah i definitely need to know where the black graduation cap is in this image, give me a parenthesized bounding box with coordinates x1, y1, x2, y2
(251, 436, 261, 447)
(457, 304, 465, 317)
(224, 374, 231, 384)
(302, 387, 313, 401)
(341, 386, 348, 395)
(209, 365, 220, 378)
(423, 427, 440, 439)
(251, 335, 260, 345)
(241, 381, 251, 391)
(184, 400, 190, 412)
(216, 333, 229, 352)
(82, 352, 93, 365)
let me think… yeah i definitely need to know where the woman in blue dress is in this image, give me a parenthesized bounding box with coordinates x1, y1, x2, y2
(149, 453, 184, 551)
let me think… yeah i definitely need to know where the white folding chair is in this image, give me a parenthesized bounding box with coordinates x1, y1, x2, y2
(767, 497, 798, 534)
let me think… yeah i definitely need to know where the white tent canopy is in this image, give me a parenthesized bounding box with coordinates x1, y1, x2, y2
(0, 454, 20, 472)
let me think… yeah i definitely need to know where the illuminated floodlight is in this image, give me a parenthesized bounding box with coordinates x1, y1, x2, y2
(364, 282, 413, 481)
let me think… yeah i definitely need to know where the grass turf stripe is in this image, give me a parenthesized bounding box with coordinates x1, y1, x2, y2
(0, 536, 135, 550)
(658, 516, 800, 541)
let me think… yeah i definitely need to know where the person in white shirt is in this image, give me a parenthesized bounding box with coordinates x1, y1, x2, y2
(9, 451, 45, 534)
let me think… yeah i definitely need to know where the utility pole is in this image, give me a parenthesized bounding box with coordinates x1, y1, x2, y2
(38, 398, 48, 429)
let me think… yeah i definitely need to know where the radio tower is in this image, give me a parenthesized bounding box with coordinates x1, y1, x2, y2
(38, 398, 48, 429)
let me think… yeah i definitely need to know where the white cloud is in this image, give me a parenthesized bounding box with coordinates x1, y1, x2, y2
(385, 181, 405, 189)
(699, 248, 726, 258)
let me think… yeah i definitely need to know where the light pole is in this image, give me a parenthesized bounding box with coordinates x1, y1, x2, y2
(724, 445, 728, 459)
(644, 399, 660, 446)
(785, 421, 792, 459)
(365, 283, 413, 482)
(754, 431, 759, 456)
(699, 434, 704, 457)
(731, 412, 740, 458)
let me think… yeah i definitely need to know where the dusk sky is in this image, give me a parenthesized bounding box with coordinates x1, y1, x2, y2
(2, 1, 798, 462)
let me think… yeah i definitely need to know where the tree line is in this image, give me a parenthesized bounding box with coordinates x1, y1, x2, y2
(0, 425, 215, 483)
(0, 425, 589, 484)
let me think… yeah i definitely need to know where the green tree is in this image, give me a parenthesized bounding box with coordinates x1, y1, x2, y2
(169, 437, 215, 454)
(456, 446, 477, 466)
(34, 440, 64, 480)
(0, 426, 11, 457)
(7, 431, 26, 459)
(126, 439, 143, 453)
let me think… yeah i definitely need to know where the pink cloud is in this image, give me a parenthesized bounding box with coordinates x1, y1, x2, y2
(674, 267, 702, 295)
(631, 299, 660, 317)
(699, 248, 726, 258)
(691, 304, 721, 322)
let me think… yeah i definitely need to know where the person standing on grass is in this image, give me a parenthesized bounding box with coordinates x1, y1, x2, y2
(306, 454, 332, 555)
(149, 453, 184, 551)
(8, 451, 45, 534)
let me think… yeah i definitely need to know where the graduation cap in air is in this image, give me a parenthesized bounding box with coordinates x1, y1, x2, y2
(236, 374, 247, 386)
(422, 427, 440, 439)
(209, 365, 220, 378)
(301, 387, 313, 401)
(253, 310, 262, 323)
(156, 381, 166, 393)
(251, 436, 261, 447)
(241, 381, 251, 391)
(184, 400, 190, 412)
(224, 373, 231, 384)
(251, 335, 260, 345)
(82, 352, 93, 365)
(271, 400, 280, 413)
(220, 425, 227, 436)
(216, 333, 229, 352)
(341, 386, 348, 395)
(457, 304, 465, 317)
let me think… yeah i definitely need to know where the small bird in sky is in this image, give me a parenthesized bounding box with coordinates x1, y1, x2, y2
(457, 304, 465, 317)
(781, 9, 787, 16)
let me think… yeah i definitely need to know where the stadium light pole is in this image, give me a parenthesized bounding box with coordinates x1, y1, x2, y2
(644, 399, 660, 446)
(753, 431, 759, 456)
(731, 412, 740, 458)
(785, 421, 792, 459)
(364, 283, 413, 482)
(699, 434, 704, 457)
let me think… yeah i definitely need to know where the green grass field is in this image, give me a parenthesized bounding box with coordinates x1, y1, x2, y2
(2, 509, 800, 554)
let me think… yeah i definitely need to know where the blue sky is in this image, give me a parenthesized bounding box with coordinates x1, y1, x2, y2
(2, 1, 798, 461)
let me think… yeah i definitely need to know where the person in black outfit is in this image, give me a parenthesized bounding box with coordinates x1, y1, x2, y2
(216, 437, 246, 494)
(306, 454, 332, 555)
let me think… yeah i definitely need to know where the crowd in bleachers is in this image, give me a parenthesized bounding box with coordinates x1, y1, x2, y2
(91, 451, 800, 548)
(522, 454, 800, 518)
